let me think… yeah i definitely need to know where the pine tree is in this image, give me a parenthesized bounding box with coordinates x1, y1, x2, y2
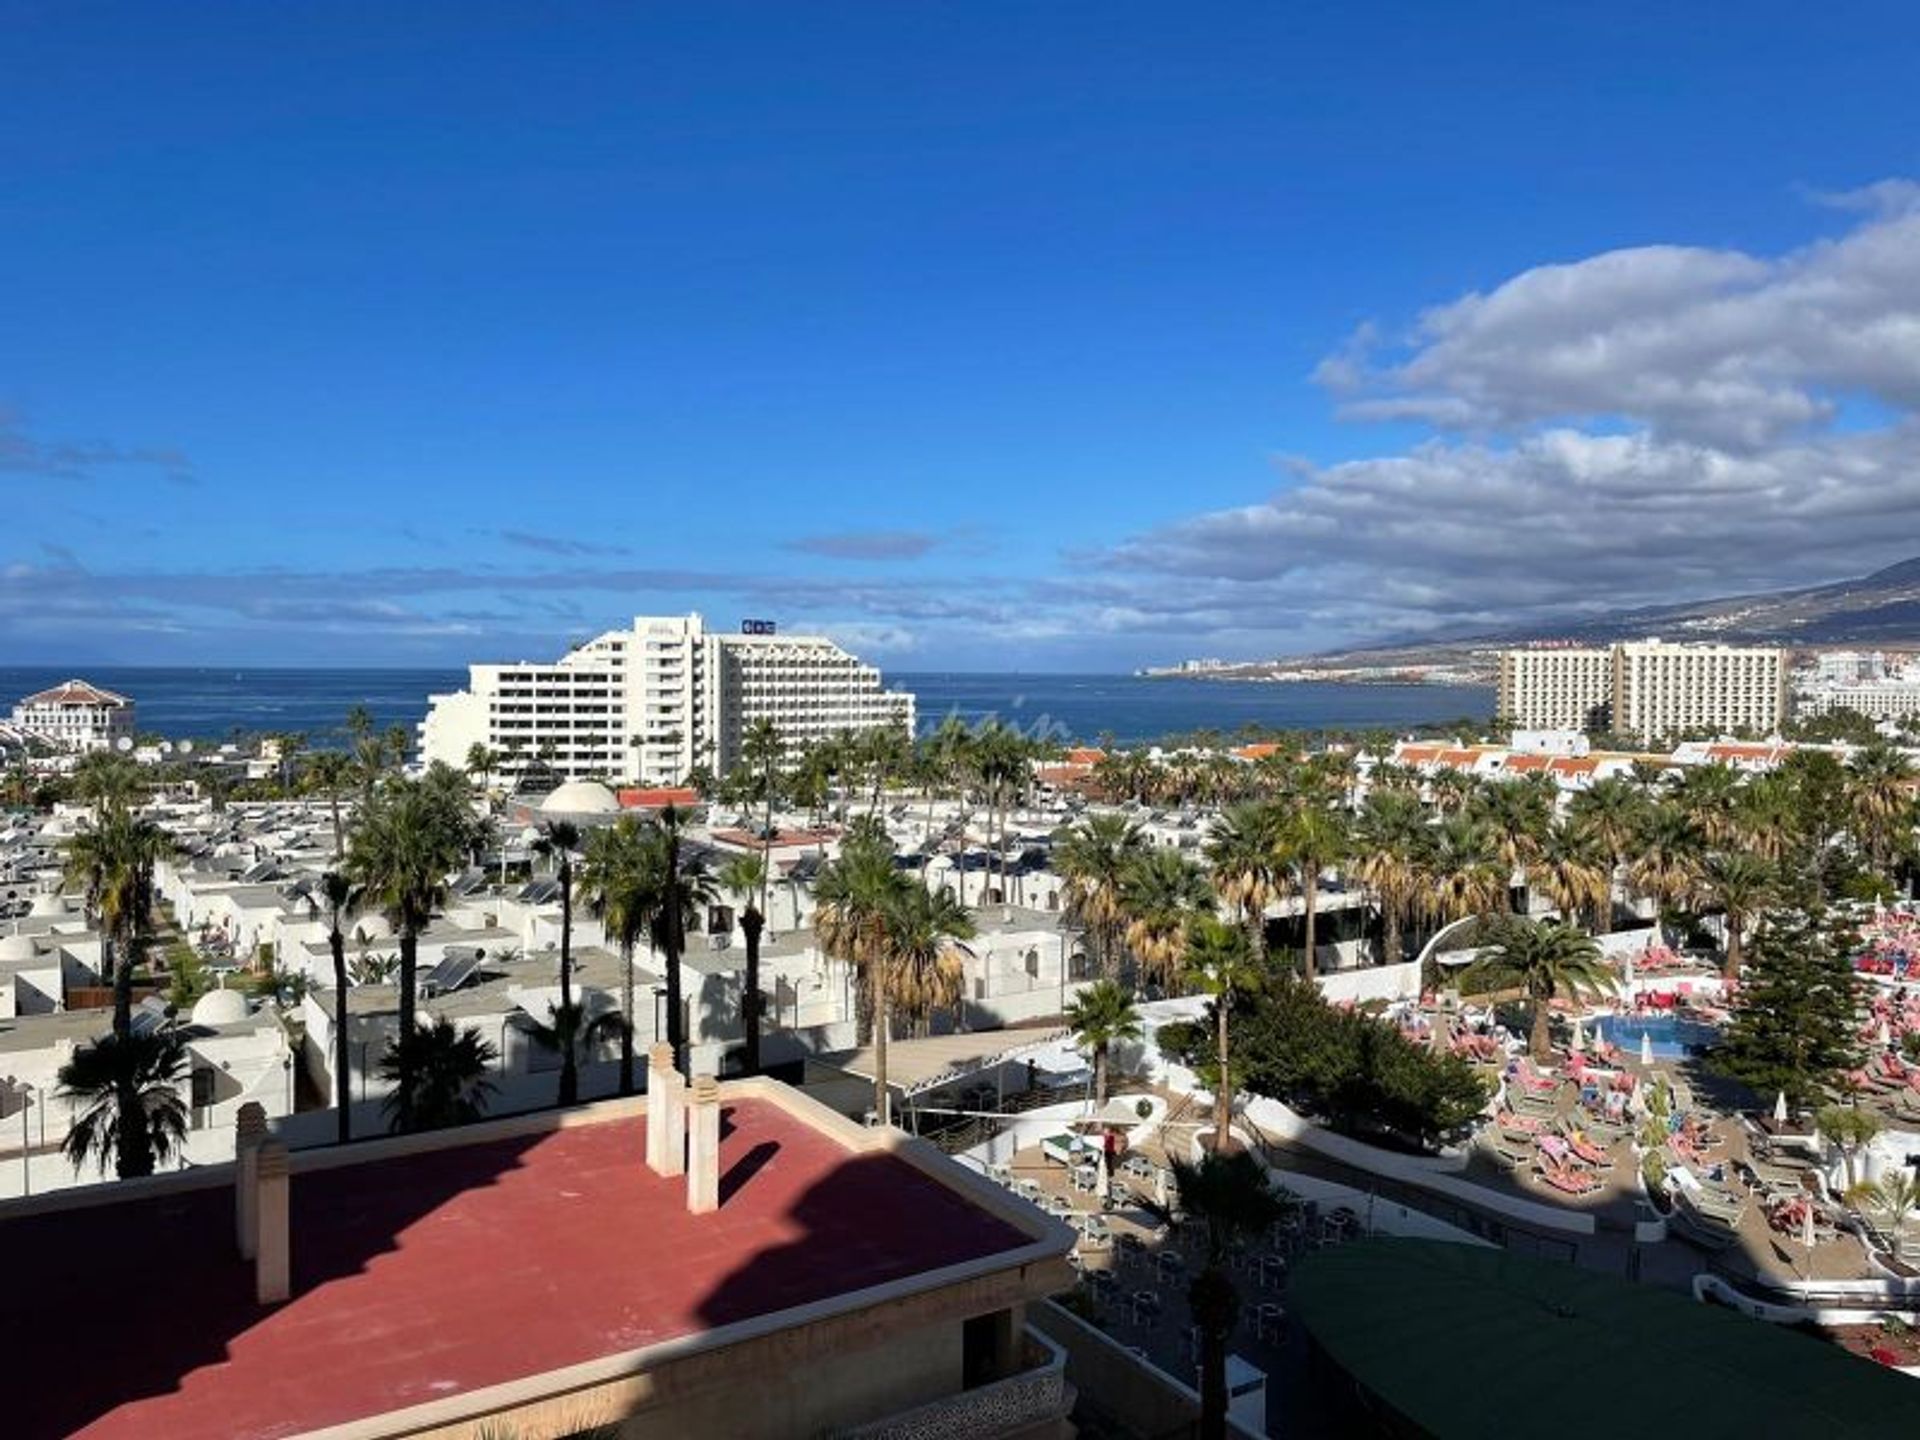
(1713, 906, 1861, 1109)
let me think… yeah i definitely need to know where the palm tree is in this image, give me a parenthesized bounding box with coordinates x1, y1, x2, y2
(1281, 803, 1348, 980)
(1629, 803, 1703, 927)
(56, 1027, 190, 1178)
(346, 774, 471, 1128)
(1469, 776, 1552, 913)
(71, 752, 146, 814)
(1676, 762, 1743, 847)
(1350, 789, 1429, 967)
(535, 821, 583, 1105)
(63, 802, 172, 1041)
(1064, 978, 1141, 1107)
(304, 749, 356, 857)
(814, 830, 908, 1124)
(1532, 820, 1611, 932)
(1845, 1170, 1919, 1247)
(1567, 776, 1648, 931)
(1163, 1152, 1290, 1440)
(378, 1017, 498, 1132)
(1054, 813, 1147, 978)
(1204, 801, 1284, 965)
(880, 882, 975, 1037)
(1119, 847, 1214, 988)
(1461, 918, 1617, 1061)
(1848, 742, 1917, 877)
(1697, 851, 1775, 981)
(464, 742, 503, 796)
(320, 870, 358, 1142)
(1736, 773, 1804, 866)
(1421, 814, 1508, 928)
(1183, 918, 1259, 1153)
(648, 805, 714, 1077)
(581, 817, 652, 1094)
(717, 853, 770, 1075)
(1427, 768, 1477, 816)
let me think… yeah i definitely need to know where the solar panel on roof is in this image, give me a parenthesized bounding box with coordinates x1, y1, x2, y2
(421, 947, 484, 996)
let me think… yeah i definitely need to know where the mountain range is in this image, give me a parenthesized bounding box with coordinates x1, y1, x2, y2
(1312, 556, 1920, 668)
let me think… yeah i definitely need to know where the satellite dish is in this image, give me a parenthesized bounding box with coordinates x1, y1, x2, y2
(178, 740, 195, 755)
(160, 741, 174, 754)
(115, 736, 134, 752)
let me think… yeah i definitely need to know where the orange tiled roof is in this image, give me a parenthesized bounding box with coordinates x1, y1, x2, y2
(1549, 757, 1600, 775)
(616, 786, 702, 809)
(20, 678, 130, 708)
(1503, 754, 1550, 772)
(1234, 742, 1283, 760)
(1063, 747, 1105, 766)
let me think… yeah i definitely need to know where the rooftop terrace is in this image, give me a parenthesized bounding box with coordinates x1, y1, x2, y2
(3, 1092, 1040, 1439)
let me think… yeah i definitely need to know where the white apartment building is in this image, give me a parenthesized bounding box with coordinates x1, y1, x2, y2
(1796, 680, 1920, 723)
(9, 679, 135, 753)
(1610, 639, 1788, 743)
(420, 613, 915, 786)
(1496, 647, 1612, 730)
(1498, 640, 1788, 743)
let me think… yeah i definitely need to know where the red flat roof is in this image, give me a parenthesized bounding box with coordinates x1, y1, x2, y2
(7, 1099, 1027, 1439)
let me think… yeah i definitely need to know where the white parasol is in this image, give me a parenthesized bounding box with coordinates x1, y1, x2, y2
(1774, 1090, 1789, 1124)
(1569, 1017, 1585, 1053)
(1877, 1018, 1892, 1050)
(1802, 1201, 1817, 1251)
(1640, 1029, 1655, 1068)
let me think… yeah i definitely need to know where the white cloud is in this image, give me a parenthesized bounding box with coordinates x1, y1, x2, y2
(1095, 184, 1920, 648)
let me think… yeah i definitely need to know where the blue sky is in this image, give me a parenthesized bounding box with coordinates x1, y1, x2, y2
(5, 4, 1920, 671)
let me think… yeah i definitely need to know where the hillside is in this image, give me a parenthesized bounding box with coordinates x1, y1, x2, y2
(1306, 556, 1920, 669)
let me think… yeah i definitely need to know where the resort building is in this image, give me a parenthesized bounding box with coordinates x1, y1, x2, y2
(1610, 639, 1788, 744)
(1795, 678, 1920, 724)
(420, 612, 915, 787)
(8, 677, 135, 753)
(1497, 640, 1788, 743)
(1495, 646, 1612, 730)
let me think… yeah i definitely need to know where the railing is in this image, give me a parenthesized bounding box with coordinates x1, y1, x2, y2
(832, 1330, 1070, 1440)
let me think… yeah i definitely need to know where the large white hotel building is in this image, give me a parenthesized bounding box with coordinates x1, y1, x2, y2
(420, 613, 916, 786)
(1498, 639, 1788, 744)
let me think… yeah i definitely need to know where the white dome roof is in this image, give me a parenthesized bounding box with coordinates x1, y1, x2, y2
(29, 893, 67, 919)
(541, 780, 620, 817)
(0, 933, 38, 962)
(191, 988, 251, 1026)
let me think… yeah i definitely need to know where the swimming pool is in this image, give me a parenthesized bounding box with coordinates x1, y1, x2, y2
(1589, 1013, 1722, 1061)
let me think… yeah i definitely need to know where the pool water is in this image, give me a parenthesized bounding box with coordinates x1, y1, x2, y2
(1589, 1014, 1722, 1060)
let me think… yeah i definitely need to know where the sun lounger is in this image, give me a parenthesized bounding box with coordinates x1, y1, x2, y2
(1534, 1160, 1601, 1196)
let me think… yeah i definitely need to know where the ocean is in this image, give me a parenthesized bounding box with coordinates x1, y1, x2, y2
(0, 666, 1493, 748)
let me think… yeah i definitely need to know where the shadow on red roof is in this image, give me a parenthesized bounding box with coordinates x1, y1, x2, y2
(8, 1099, 1025, 1439)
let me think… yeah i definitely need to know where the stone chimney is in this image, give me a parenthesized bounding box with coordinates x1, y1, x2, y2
(687, 1074, 720, 1215)
(234, 1101, 267, 1259)
(255, 1139, 291, 1305)
(646, 1042, 685, 1177)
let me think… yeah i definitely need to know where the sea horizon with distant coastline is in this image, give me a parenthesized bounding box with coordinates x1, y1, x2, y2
(0, 665, 1493, 749)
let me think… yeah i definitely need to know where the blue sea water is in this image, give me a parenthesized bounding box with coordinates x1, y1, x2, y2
(0, 666, 1493, 748)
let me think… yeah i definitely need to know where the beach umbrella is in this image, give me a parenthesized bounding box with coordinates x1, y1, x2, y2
(1640, 1029, 1655, 1068)
(1774, 1090, 1789, 1124)
(1569, 1017, 1585, 1052)
(1877, 1017, 1892, 1050)
(1802, 1201, 1817, 1252)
